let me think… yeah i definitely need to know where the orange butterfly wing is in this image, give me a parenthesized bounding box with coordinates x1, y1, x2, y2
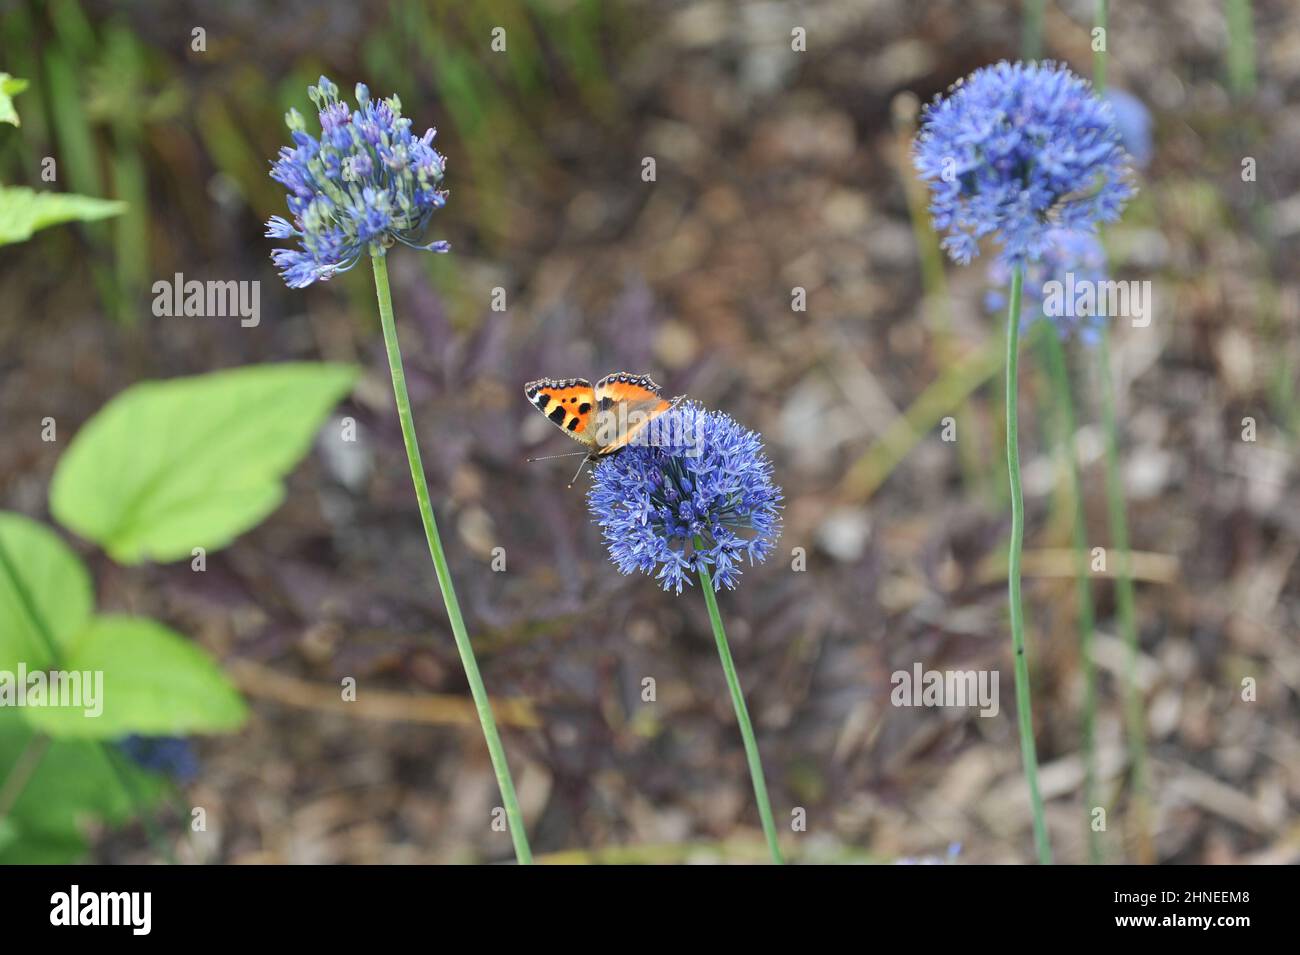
(524, 377, 598, 447)
(591, 372, 682, 455)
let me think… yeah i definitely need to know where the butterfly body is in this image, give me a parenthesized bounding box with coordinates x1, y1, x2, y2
(525, 372, 682, 484)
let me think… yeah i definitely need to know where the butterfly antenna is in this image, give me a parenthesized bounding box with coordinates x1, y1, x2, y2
(525, 449, 589, 464)
(567, 456, 591, 489)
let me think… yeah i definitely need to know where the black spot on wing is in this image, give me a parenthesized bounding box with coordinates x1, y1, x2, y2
(566, 416, 581, 432)
(548, 405, 566, 425)
(534, 393, 550, 410)
(578, 402, 591, 414)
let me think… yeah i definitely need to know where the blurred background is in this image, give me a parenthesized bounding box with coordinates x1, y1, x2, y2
(1, 0, 1298, 863)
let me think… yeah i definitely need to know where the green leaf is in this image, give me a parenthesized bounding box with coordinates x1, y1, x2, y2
(22, 615, 248, 739)
(0, 716, 166, 863)
(0, 73, 28, 126)
(0, 811, 87, 864)
(50, 362, 358, 564)
(0, 186, 127, 245)
(0, 828, 86, 864)
(0, 513, 93, 672)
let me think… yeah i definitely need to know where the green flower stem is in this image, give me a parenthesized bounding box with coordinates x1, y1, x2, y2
(1226, 0, 1257, 100)
(1022, 0, 1044, 60)
(1096, 322, 1151, 860)
(1090, 7, 1152, 861)
(694, 541, 783, 865)
(1038, 328, 1102, 864)
(1004, 266, 1053, 864)
(370, 252, 532, 865)
(0, 536, 177, 864)
(1093, 0, 1109, 94)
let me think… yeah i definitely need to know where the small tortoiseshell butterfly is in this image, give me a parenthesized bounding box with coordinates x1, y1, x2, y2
(524, 372, 683, 485)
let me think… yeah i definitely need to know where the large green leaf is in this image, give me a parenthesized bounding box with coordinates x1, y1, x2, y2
(23, 615, 248, 739)
(0, 73, 28, 126)
(0, 185, 127, 245)
(0, 827, 86, 865)
(0, 512, 93, 671)
(50, 362, 358, 564)
(0, 716, 166, 863)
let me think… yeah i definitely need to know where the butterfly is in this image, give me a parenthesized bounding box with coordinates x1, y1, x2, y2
(524, 372, 683, 485)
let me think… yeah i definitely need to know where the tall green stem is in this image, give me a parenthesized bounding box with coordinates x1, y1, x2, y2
(1226, 0, 1257, 100)
(695, 544, 783, 865)
(1039, 329, 1102, 864)
(1090, 0, 1152, 862)
(1093, 0, 1109, 93)
(1004, 267, 1052, 864)
(370, 253, 532, 865)
(1096, 323, 1151, 860)
(1022, 0, 1044, 60)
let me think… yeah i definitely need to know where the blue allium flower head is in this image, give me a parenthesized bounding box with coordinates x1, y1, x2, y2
(266, 76, 449, 288)
(118, 735, 200, 783)
(913, 60, 1134, 266)
(986, 227, 1109, 344)
(587, 404, 782, 594)
(1104, 88, 1153, 169)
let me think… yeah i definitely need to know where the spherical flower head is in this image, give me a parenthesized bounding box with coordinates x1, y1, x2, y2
(986, 227, 1108, 344)
(586, 404, 782, 594)
(913, 60, 1134, 266)
(266, 76, 450, 288)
